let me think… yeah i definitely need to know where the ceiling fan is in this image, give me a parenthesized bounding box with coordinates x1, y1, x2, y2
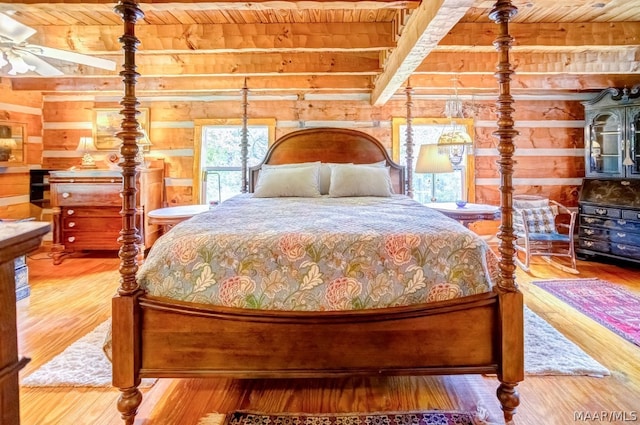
(0, 12, 116, 76)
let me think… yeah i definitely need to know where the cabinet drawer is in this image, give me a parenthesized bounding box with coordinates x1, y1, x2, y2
(63, 216, 122, 232)
(622, 209, 640, 221)
(579, 238, 610, 253)
(579, 227, 609, 241)
(611, 243, 640, 260)
(53, 183, 121, 206)
(581, 205, 621, 218)
(580, 215, 640, 233)
(62, 230, 121, 250)
(62, 207, 120, 218)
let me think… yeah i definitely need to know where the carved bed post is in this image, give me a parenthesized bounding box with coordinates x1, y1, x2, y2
(241, 78, 249, 193)
(405, 80, 414, 198)
(113, 0, 144, 423)
(490, 0, 524, 423)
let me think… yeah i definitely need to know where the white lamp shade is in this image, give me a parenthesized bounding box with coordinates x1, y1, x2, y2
(415, 144, 454, 174)
(77, 136, 97, 152)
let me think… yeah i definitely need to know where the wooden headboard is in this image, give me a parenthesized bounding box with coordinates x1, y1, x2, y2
(249, 128, 406, 194)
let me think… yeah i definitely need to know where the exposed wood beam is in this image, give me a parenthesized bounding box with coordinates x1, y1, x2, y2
(416, 51, 640, 74)
(27, 23, 394, 54)
(439, 22, 640, 51)
(46, 52, 382, 76)
(370, 0, 474, 106)
(10, 75, 375, 93)
(12, 73, 639, 95)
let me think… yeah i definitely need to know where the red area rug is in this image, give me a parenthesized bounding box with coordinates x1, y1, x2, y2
(532, 278, 640, 347)
(203, 411, 488, 425)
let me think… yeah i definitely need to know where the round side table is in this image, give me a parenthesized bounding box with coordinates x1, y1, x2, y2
(148, 204, 209, 232)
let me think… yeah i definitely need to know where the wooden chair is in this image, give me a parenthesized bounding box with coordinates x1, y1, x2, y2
(514, 200, 578, 274)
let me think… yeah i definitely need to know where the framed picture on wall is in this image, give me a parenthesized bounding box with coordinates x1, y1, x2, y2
(93, 108, 149, 150)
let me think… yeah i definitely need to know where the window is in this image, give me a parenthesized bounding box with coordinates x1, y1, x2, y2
(392, 117, 475, 204)
(193, 119, 276, 204)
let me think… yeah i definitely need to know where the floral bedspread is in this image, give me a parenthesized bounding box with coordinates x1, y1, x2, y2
(138, 194, 498, 311)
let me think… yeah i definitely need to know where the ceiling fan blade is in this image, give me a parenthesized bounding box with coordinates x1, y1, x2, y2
(0, 13, 37, 44)
(25, 44, 116, 71)
(19, 51, 64, 76)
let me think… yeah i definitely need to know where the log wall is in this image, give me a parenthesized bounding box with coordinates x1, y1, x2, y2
(0, 79, 43, 221)
(19, 91, 588, 211)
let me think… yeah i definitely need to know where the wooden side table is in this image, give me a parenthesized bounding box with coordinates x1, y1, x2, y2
(148, 204, 209, 232)
(0, 221, 50, 425)
(424, 202, 500, 228)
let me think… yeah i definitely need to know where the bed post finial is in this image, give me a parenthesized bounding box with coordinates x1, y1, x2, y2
(241, 78, 249, 193)
(490, 0, 519, 293)
(405, 80, 414, 198)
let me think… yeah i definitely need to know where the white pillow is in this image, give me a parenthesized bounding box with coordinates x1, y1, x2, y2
(328, 164, 393, 197)
(254, 165, 322, 197)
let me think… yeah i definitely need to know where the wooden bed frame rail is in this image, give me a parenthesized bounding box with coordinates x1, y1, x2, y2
(111, 1, 523, 424)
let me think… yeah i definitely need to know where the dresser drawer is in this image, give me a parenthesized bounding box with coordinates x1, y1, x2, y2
(53, 183, 121, 207)
(579, 238, 610, 253)
(61, 230, 121, 250)
(63, 216, 122, 232)
(609, 230, 640, 245)
(611, 243, 640, 260)
(579, 227, 609, 241)
(581, 205, 621, 218)
(622, 209, 640, 221)
(62, 207, 120, 218)
(580, 215, 640, 233)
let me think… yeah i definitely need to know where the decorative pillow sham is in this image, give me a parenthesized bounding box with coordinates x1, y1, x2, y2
(254, 165, 322, 197)
(328, 163, 393, 197)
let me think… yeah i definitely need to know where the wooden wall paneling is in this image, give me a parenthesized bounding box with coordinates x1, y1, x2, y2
(41, 158, 81, 170)
(42, 101, 94, 122)
(149, 128, 194, 150)
(476, 184, 581, 207)
(42, 129, 91, 151)
(0, 204, 31, 220)
(0, 174, 29, 198)
(475, 156, 585, 179)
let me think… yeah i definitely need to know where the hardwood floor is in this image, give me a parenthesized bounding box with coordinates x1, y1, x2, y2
(16, 248, 640, 425)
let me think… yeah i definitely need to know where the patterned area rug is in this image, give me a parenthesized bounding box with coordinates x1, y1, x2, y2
(21, 319, 156, 388)
(532, 278, 640, 347)
(198, 411, 490, 425)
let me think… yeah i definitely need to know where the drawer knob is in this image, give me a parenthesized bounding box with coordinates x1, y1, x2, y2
(62, 192, 70, 198)
(584, 241, 593, 247)
(67, 236, 75, 243)
(617, 244, 626, 250)
(618, 220, 627, 225)
(585, 217, 596, 224)
(617, 232, 626, 238)
(69, 222, 76, 228)
(584, 229, 594, 235)
(595, 208, 607, 215)
(67, 209, 75, 216)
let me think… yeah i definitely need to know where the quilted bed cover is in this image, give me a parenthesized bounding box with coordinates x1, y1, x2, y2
(137, 194, 498, 311)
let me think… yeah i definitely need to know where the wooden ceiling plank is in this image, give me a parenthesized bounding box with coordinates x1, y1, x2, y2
(370, 0, 475, 105)
(26, 22, 394, 53)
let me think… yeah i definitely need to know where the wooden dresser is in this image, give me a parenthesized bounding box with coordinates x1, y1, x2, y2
(49, 169, 163, 264)
(577, 178, 640, 264)
(0, 221, 50, 425)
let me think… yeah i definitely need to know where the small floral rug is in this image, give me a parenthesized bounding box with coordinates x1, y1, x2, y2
(532, 278, 640, 347)
(198, 411, 492, 425)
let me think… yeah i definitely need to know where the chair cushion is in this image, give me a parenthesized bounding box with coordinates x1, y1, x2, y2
(522, 206, 556, 234)
(527, 232, 570, 242)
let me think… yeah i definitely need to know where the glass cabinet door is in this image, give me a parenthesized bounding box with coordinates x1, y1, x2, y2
(587, 111, 622, 177)
(627, 106, 640, 177)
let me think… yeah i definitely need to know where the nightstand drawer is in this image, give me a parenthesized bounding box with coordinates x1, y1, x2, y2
(53, 183, 121, 206)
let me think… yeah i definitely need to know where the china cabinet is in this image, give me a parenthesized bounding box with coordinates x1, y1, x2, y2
(0, 122, 26, 167)
(582, 85, 640, 178)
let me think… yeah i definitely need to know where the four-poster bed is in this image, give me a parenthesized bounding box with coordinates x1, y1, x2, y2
(111, 1, 523, 424)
